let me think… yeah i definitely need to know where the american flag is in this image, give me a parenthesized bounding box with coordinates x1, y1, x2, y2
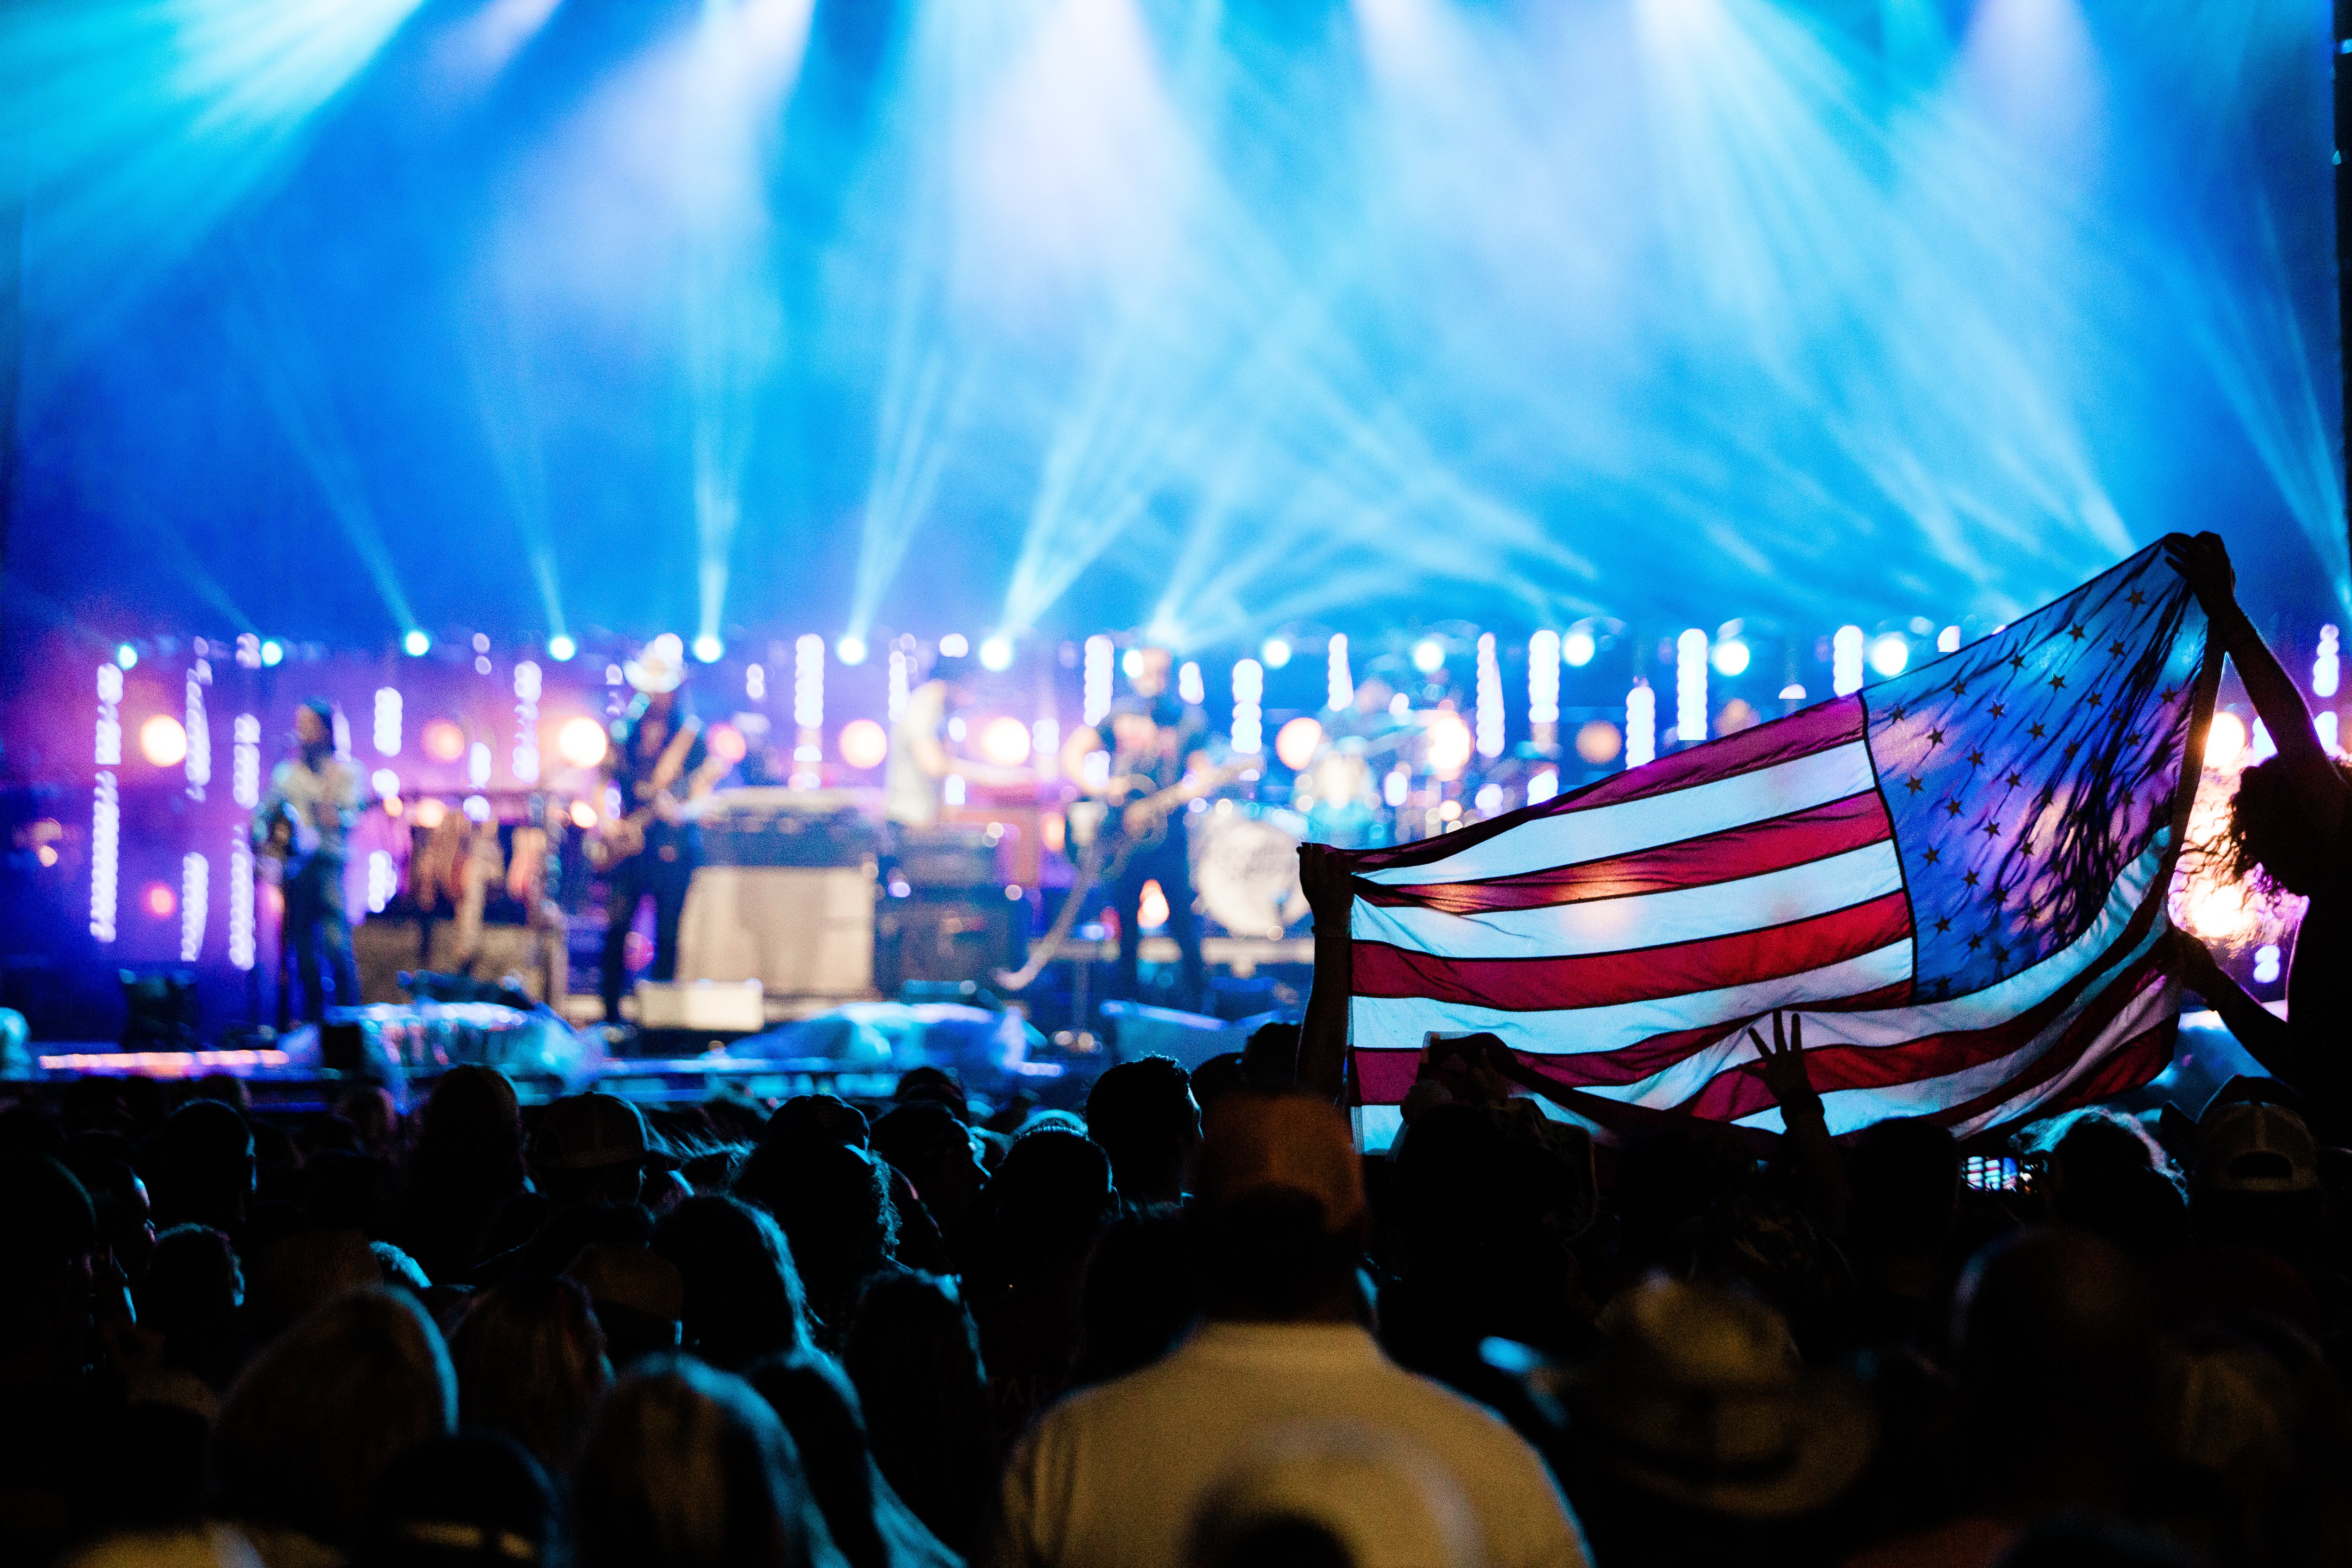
(1341, 544, 2218, 1149)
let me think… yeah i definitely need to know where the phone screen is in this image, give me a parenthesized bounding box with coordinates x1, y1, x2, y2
(1963, 1154, 2026, 1193)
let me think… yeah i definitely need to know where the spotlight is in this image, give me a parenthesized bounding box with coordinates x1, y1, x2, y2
(413, 798, 448, 828)
(404, 630, 431, 657)
(1412, 638, 1446, 674)
(1576, 720, 1623, 764)
(1274, 716, 1324, 771)
(421, 719, 468, 764)
(839, 719, 889, 770)
(1832, 627, 1864, 695)
(115, 644, 138, 670)
(260, 639, 284, 667)
(979, 635, 1014, 672)
(979, 716, 1032, 766)
(569, 800, 599, 829)
(939, 633, 970, 658)
(371, 768, 400, 800)
(1261, 637, 1293, 669)
(548, 635, 577, 662)
(1563, 628, 1596, 668)
(472, 633, 491, 653)
(1424, 711, 1473, 775)
(140, 715, 189, 767)
(1867, 635, 1909, 678)
(692, 635, 723, 663)
(1711, 639, 1750, 677)
(836, 635, 868, 666)
(143, 883, 176, 919)
(556, 717, 609, 769)
(2205, 711, 2247, 767)
(707, 723, 747, 764)
(1779, 684, 1808, 701)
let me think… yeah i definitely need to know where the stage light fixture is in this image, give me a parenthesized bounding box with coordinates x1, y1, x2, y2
(1528, 768, 1559, 804)
(1327, 635, 1354, 710)
(836, 635, 868, 666)
(548, 635, 577, 662)
(115, 644, 138, 670)
(1274, 716, 1324, 770)
(2204, 711, 2247, 767)
(1832, 627, 1864, 695)
(1563, 627, 1596, 668)
(980, 716, 1032, 766)
(140, 715, 189, 767)
(1938, 626, 1962, 653)
(1261, 637, 1293, 669)
(1576, 720, 1623, 765)
(1412, 638, 1446, 674)
(556, 716, 608, 769)
(464, 795, 491, 822)
(570, 800, 599, 829)
(692, 635, 723, 663)
(839, 719, 889, 770)
(1424, 711, 1472, 776)
(1626, 684, 1656, 767)
(1779, 684, 1808, 701)
(940, 633, 970, 658)
(979, 635, 1014, 671)
(1711, 638, 1750, 677)
(144, 883, 175, 919)
(404, 631, 431, 656)
(372, 768, 400, 800)
(413, 798, 447, 828)
(1867, 634, 1909, 678)
(707, 723, 748, 764)
(2315, 626, 2339, 697)
(1178, 661, 1205, 705)
(260, 639, 284, 666)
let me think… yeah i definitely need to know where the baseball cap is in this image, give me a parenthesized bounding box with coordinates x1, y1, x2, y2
(1194, 1093, 1365, 1230)
(2196, 1101, 2318, 1194)
(531, 1093, 680, 1176)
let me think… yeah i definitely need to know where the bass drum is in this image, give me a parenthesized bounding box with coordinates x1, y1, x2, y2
(1190, 803, 1309, 938)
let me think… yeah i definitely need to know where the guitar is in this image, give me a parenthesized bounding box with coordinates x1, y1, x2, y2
(587, 720, 733, 870)
(1070, 758, 1255, 876)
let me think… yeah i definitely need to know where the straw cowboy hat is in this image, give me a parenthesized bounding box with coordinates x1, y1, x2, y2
(624, 633, 689, 695)
(1557, 1274, 1875, 1518)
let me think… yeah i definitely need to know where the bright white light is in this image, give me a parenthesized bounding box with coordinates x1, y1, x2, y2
(1274, 716, 1324, 770)
(1412, 638, 1446, 675)
(233, 715, 260, 808)
(468, 741, 492, 788)
(1232, 659, 1264, 754)
(1779, 684, 1808, 701)
(366, 851, 396, 915)
(557, 716, 609, 769)
(514, 662, 542, 785)
(980, 635, 1015, 672)
(1261, 637, 1293, 669)
(1564, 627, 1597, 668)
(115, 644, 138, 670)
(1711, 639, 1750, 677)
(1868, 635, 1910, 678)
(229, 832, 254, 971)
(474, 633, 491, 653)
(692, 635, 723, 664)
(939, 632, 970, 658)
(839, 719, 888, 770)
(1528, 630, 1560, 724)
(1327, 634, 1354, 710)
(372, 768, 401, 800)
(2254, 945, 2282, 985)
(260, 639, 284, 667)
(1033, 717, 1059, 761)
(1676, 629, 1708, 744)
(1626, 683, 1656, 768)
(1832, 626, 1865, 696)
(180, 853, 208, 962)
(183, 671, 210, 800)
(404, 630, 431, 657)
(374, 689, 403, 756)
(2251, 720, 2277, 763)
(2205, 711, 2247, 767)
(464, 794, 492, 822)
(795, 634, 825, 731)
(943, 775, 966, 806)
(1084, 636, 1114, 726)
(515, 661, 542, 702)
(1475, 782, 1504, 815)
(836, 635, 868, 666)
(96, 665, 122, 767)
(1527, 767, 1558, 805)
(889, 647, 911, 723)
(141, 714, 189, 767)
(1938, 626, 1962, 653)
(1476, 633, 1504, 758)
(746, 664, 766, 701)
(548, 635, 577, 662)
(1424, 711, 1473, 776)
(980, 716, 1033, 767)
(1120, 648, 1144, 678)
(90, 772, 118, 943)
(1178, 661, 1205, 706)
(1384, 768, 1409, 807)
(2315, 626, 2340, 698)
(2320, 712, 2341, 756)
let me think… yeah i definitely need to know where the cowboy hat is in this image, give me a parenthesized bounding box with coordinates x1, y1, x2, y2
(623, 633, 688, 695)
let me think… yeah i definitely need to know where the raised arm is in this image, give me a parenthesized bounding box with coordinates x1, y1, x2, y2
(1296, 842, 1356, 1105)
(2167, 532, 2347, 846)
(2169, 928, 2294, 1078)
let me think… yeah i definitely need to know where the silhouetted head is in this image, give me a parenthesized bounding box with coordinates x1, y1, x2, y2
(355, 1431, 559, 1568)
(1192, 1095, 1366, 1323)
(1844, 1118, 1960, 1258)
(651, 1195, 810, 1370)
(448, 1275, 612, 1474)
(1085, 1056, 1201, 1207)
(2223, 757, 2352, 897)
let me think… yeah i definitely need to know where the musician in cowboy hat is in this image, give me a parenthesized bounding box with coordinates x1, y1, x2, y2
(595, 634, 722, 1028)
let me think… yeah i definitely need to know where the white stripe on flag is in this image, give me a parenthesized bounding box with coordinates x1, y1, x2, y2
(1360, 740, 1877, 886)
(1350, 842, 1904, 960)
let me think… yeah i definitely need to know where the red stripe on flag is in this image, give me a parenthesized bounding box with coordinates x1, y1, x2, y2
(1340, 697, 1867, 875)
(1350, 891, 1913, 1012)
(1351, 791, 1893, 915)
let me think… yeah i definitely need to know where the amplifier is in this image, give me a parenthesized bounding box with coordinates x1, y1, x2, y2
(894, 824, 1001, 889)
(876, 891, 1026, 990)
(698, 789, 879, 869)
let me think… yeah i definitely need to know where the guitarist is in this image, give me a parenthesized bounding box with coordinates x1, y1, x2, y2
(1072, 651, 1211, 1010)
(596, 635, 724, 1028)
(254, 699, 365, 1021)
